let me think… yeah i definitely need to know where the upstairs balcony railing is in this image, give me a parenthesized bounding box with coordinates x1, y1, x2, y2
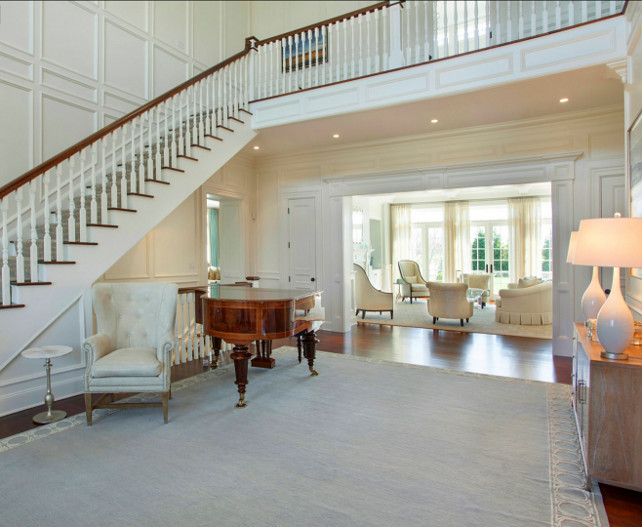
(0, 0, 627, 309)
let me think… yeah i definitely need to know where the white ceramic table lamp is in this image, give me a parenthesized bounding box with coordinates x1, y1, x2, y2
(567, 230, 606, 321)
(573, 214, 642, 360)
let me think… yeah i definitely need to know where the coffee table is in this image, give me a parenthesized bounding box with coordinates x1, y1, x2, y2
(466, 287, 486, 309)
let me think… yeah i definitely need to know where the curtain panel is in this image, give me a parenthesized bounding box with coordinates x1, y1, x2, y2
(390, 204, 412, 284)
(508, 197, 541, 282)
(443, 201, 471, 283)
(209, 208, 219, 267)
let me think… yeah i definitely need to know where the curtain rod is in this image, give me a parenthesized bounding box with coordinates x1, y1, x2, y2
(389, 194, 551, 207)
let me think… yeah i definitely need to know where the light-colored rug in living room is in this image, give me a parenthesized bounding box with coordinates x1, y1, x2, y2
(359, 301, 553, 339)
(0, 350, 603, 527)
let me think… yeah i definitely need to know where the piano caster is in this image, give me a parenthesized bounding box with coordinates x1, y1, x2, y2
(309, 367, 319, 376)
(235, 393, 247, 408)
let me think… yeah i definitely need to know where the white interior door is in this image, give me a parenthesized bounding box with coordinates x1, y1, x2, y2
(219, 199, 244, 284)
(288, 197, 317, 290)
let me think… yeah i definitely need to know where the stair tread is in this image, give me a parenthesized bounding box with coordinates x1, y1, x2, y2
(108, 207, 137, 213)
(0, 304, 26, 309)
(38, 260, 76, 264)
(64, 241, 99, 246)
(87, 223, 118, 228)
(128, 192, 154, 198)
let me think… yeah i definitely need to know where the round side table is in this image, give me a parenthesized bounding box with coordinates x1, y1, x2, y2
(21, 345, 73, 425)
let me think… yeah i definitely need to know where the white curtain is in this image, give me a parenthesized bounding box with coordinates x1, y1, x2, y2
(508, 197, 542, 282)
(390, 204, 412, 283)
(443, 201, 471, 283)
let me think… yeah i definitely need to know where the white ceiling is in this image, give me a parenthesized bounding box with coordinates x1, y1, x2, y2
(244, 64, 624, 159)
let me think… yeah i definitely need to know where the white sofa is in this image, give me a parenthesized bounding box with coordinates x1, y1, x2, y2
(495, 278, 552, 325)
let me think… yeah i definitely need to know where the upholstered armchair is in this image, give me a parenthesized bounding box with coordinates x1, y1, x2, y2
(426, 282, 473, 326)
(82, 282, 178, 425)
(462, 272, 492, 307)
(495, 280, 552, 325)
(398, 260, 430, 303)
(353, 264, 393, 319)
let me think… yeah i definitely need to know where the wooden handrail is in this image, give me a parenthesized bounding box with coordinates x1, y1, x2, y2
(255, 1, 395, 46)
(0, 40, 255, 200)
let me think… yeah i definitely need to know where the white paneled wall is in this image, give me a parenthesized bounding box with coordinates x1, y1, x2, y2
(0, 0, 249, 188)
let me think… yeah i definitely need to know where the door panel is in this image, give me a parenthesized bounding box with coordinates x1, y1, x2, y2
(219, 199, 244, 284)
(288, 197, 317, 290)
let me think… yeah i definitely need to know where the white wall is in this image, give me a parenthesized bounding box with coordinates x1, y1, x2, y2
(0, 0, 250, 189)
(249, 1, 377, 40)
(254, 106, 625, 355)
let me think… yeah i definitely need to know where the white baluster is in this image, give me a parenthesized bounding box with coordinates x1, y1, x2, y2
(101, 138, 108, 223)
(350, 17, 356, 79)
(204, 79, 212, 136)
(453, 0, 459, 55)
(233, 62, 239, 120)
(155, 107, 162, 181)
(147, 110, 154, 187)
(43, 170, 52, 261)
(494, 0, 502, 45)
(129, 118, 138, 192)
(79, 149, 87, 242)
(343, 20, 349, 79)
(177, 90, 185, 158)
(609, 1, 616, 16)
(119, 127, 128, 209)
(463, 1, 470, 53)
(568, 1, 574, 27)
(305, 29, 312, 87)
(596, 0, 603, 19)
(321, 25, 328, 83)
(183, 90, 191, 156)
(581, 0, 588, 23)
(15, 187, 24, 283)
(187, 292, 194, 361)
(67, 156, 76, 243)
(138, 115, 145, 192)
(357, 16, 363, 76)
(443, 1, 449, 57)
(543, 0, 549, 33)
(110, 131, 118, 209)
(382, 7, 389, 70)
(199, 80, 205, 143)
(161, 100, 172, 167)
(55, 165, 64, 261)
(179, 293, 186, 363)
(119, 123, 128, 210)
(506, 0, 512, 42)
(223, 67, 229, 128)
(1, 197, 10, 304)
(29, 180, 38, 282)
(192, 84, 198, 147)
(268, 41, 275, 97)
(89, 143, 97, 225)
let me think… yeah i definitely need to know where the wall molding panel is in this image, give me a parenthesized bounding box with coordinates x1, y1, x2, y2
(0, 0, 247, 189)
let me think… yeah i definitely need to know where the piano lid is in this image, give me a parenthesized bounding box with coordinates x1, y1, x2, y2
(205, 285, 322, 303)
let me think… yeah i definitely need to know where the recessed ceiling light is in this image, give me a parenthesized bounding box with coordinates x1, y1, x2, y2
(430, 119, 439, 124)
(559, 97, 569, 103)
(332, 134, 340, 138)
(253, 145, 260, 150)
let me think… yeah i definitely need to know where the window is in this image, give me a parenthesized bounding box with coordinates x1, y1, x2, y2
(410, 205, 444, 281)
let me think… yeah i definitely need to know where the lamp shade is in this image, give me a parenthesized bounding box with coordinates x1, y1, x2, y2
(566, 231, 578, 264)
(573, 215, 642, 268)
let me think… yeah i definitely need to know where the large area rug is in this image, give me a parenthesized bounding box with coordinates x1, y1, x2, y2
(0, 349, 604, 526)
(359, 300, 553, 339)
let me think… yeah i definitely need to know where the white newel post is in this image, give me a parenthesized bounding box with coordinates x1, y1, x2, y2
(1, 196, 9, 304)
(387, 2, 405, 68)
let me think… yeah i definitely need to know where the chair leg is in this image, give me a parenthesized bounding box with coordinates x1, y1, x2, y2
(84, 393, 93, 426)
(362, 310, 365, 319)
(460, 319, 464, 327)
(162, 392, 169, 423)
(390, 310, 393, 319)
(433, 317, 437, 324)
(355, 309, 359, 316)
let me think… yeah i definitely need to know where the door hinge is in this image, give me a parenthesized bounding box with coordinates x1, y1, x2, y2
(288, 276, 291, 282)
(288, 241, 290, 248)
(288, 207, 290, 214)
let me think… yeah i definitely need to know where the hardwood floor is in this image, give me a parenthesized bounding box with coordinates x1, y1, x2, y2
(2, 324, 641, 526)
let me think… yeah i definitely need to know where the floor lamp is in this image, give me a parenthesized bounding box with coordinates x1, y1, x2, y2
(567, 230, 605, 321)
(573, 214, 642, 360)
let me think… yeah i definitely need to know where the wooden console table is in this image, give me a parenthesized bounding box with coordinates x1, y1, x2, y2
(573, 323, 642, 491)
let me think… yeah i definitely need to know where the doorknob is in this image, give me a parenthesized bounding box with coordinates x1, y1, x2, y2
(311, 277, 315, 282)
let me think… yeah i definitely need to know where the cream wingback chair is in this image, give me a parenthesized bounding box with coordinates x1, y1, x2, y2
(353, 264, 393, 319)
(426, 282, 473, 327)
(398, 260, 430, 303)
(83, 282, 178, 425)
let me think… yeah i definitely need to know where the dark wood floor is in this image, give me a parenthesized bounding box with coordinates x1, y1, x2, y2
(2, 324, 641, 526)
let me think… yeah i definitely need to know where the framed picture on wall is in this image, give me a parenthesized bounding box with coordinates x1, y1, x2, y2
(282, 31, 327, 73)
(630, 108, 642, 277)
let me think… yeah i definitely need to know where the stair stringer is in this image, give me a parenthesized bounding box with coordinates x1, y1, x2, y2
(0, 121, 256, 416)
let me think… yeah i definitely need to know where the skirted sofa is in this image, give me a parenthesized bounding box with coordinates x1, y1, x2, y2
(495, 277, 552, 325)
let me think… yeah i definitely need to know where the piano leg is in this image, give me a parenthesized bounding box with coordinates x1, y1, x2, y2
(209, 337, 222, 370)
(301, 330, 319, 376)
(231, 344, 251, 408)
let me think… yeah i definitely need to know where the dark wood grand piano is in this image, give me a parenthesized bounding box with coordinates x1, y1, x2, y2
(200, 285, 324, 407)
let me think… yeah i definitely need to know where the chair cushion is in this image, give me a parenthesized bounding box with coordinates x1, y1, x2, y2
(411, 284, 429, 292)
(405, 275, 417, 284)
(91, 347, 162, 378)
